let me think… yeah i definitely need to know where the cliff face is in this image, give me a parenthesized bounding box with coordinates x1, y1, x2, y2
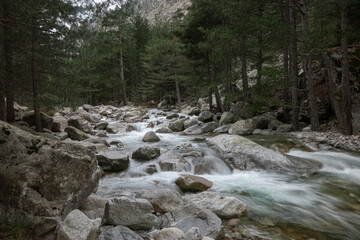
(131, 0, 191, 22)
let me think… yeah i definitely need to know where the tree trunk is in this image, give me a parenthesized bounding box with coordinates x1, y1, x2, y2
(340, 0, 352, 135)
(300, 0, 320, 131)
(257, 2, 264, 84)
(282, 0, 290, 103)
(241, 35, 249, 103)
(208, 89, 213, 112)
(119, 36, 127, 106)
(31, 18, 41, 132)
(289, 0, 299, 130)
(214, 85, 225, 113)
(175, 80, 182, 109)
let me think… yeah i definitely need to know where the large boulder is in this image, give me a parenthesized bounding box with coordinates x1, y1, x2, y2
(183, 124, 203, 135)
(132, 146, 161, 161)
(106, 122, 123, 134)
(65, 126, 90, 141)
(22, 111, 54, 129)
(184, 192, 246, 219)
(142, 131, 160, 142)
(156, 127, 173, 134)
(51, 115, 68, 132)
(277, 124, 293, 132)
(96, 152, 130, 172)
(57, 209, 97, 240)
(219, 112, 234, 126)
(228, 119, 254, 135)
(148, 227, 186, 240)
(184, 119, 198, 129)
(95, 121, 109, 130)
(99, 225, 144, 240)
(67, 116, 91, 133)
(161, 205, 223, 239)
(104, 197, 158, 230)
(175, 174, 213, 192)
(0, 121, 100, 236)
(201, 122, 219, 133)
(168, 119, 186, 132)
(213, 124, 231, 134)
(79, 194, 108, 219)
(268, 119, 283, 130)
(198, 111, 213, 123)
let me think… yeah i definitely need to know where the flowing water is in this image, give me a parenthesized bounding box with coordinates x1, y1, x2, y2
(97, 109, 360, 240)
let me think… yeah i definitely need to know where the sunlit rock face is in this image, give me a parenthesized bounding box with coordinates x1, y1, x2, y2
(132, 0, 191, 22)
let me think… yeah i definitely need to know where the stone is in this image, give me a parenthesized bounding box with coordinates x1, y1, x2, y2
(89, 114, 101, 124)
(51, 115, 68, 132)
(104, 197, 158, 230)
(67, 116, 92, 133)
(268, 119, 283, 130)
(96, 152, 130, 172)
(58, 131, 68, 140)
(126, 125, 136, 132)
(0, 121, 100, 236)
(83, 137, 110, 147)
(148, 227, 186, 240)
(161, 205, 223, 239)
(228, 119, 254, 135)
(213, 124, 231, 134)
(168, 119, 186, 132)
(198, 111, 213, 123)
(57, 209, 97, 240)
(159, 158, 191, 172)
(166, 113, 179, 119)
(197, 98, 210, 112)
(79, 194, 108, 219)
(201, 122, 219, 133)
(252, 129, 271, 135)
(175, 174, 213, 192)
(65, 126, 89, 141)
(132, 146, 161, 161)
(147, 122, 155, 128)
(185, 227, 202, 240)
(83, 104, 94, 112)
(106, 122, 123, 134)
(302, 126, 312, 132)
(157, 100, 168, 109)
(142, 131, 161, 142)
(184, 192, 247, 219)
(22, 111, 54, 129)
(184, 119, 198, 129)
(95, 121, 109, 130)
(183, 124, 203, 135)
(99, 225, 144, 240)
(109, 140, 123, 147)
(219, 112, 234, 126)
(277, 124, 293, 132)
(156, 127, 173, 133)
(230, 101, 255, 120)
(96, 131, 107, 137)
(270, 143, 290, 154)
(253, 118, 270, 130)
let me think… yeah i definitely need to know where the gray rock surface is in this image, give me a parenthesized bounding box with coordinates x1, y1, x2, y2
(65, 126, 90, 141)
(96, 152, 129, 172)
(198, 111, 213, 123)
(79, 194, 108, 219)
(132, 146, 161, 161)
(99, 225, 144, 240)
(175, 174, 213, 192)
(228, 119, 254, 135)
(142, 131, 161, 142)
(148, 227, 186, 240)
(219, 112, 234, 126)
(68, 116, 92, 133)
(156, 127, 173, 133)
(168, 119, 186, 132)
(183, 124, 203, 135)
(201, 122, 219, 133)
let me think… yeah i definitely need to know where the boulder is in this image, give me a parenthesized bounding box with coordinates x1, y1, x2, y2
(95, 121, 109, 130)
(252, 129, 272, 135)
(277, 124, 293, 132)
(159, 158, 191, 172)
(126, 125, 136, 132)
(89, 114, 101, 124)
(99, 225, 144, 240)
(198, 111, 213, 123)
(142, 131, 161, 142)
(219, 112, 234, 126)
(65, 126, 89, 141)
(104, 197, 158, 230)
(96, 131, 107, 137)
(106, 122, 123, 134)
(213, 124, 231, 134)
(157, 100, 168, 109)
(83, 137, 110, 147)
(0, 121, 100, 236)
(161, 205, 223, 239)
(58, 131, 68, 140)
(57, 209, 97, 240)
(184, 119, 198, 129)
(132, 146, 161, 161)
(175, 174, 213, 192)
(83, 104, 94, 112)
(184, 192, 247, 219)
(79, 194, 108, 219)
(156, 127, 173, 134)
(51, 115, 68, 132)
(22, 111, 54, 129)
(109, 140, 124, 147)
(197, 98, 209, 112)
(185, 227, 202, 240)
(166, 113, 179, 119)
(201, 122, 219, 133)
(268, 119, 283, 130)
(228, 119, 254, 135)
(253, 117, 270, 130)
(147, 122, 155, 128)
(230, 101, 255, 120)
(183, 124, 203, 135)
(148, 227, 186, 240)
(67, 116, 91, 133)
(168, 119, 186, 132)
(96, 152, 130, 172)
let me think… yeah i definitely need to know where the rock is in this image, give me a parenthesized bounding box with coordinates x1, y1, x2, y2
(175, 174, 213, 192)
(302, 126, 311, 132)
(228, 119, 254, 135)
(183, 124, 203, 135)
(57, 209, 97, 240)
(148, 227, 186, 240)
(96, 131, 107, 137)
(104, 197, 158, 230)
(268, 119, 283, 130)
(184, 119, 198, 129)
(83, 104, 94, 112)
(132, 146, 161, 161)
(192, 157, 225, 175)
(79, 194, 108, 219)
(83, 137, 110, 147)
(252, 129, 272, 135)
(67, 116, 91, 133)
(109, 140, 123, 147)
(96, 152, 130, 172)
(181, 151, 205, 159)
(219, 112, 234, 126)
(168, 119, 186, 132)
(185, 227, 202, 240)
(157, 100, 168, 109)
(197, 98, 209, 112)
(198, 111, 213, 123)
(22, 111, 54, 129)
(270, 143, 290, 154)
(142, 131, 161, 142)
(89, 114, 101, 123)
(147, 122, 155, 128)
(166, 113, 179, 119)
(99, 225, 144, 240)
(201, 122, 219, 133)
(106, 122, 122, 134)
(126, 125, 136, 132)
(253, 117, 270, 130)
(184, 192, 246, 219)
(159, 158, 191, 172)
(277, 124, 293, 132)
(230, 101, 255, 120)
(161, 205, 223, 239)
(51, 115, 68, 132)
(0, 121, 100, 236)
(95, 121, 109, 130)
(213, 124, 231, 134)
(65, 126, 90, 141)
(156, 127, 173, 133)
(58, 131, 68, 140)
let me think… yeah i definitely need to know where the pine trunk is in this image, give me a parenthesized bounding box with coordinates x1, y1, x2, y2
(241, 35, 249, 103)
(214, 85, 225, 113)
(340, 0, 353, 135)
(175, 80, 182, 109)
(119, 36, 127, 106)
(257, 3, 264, 84)
(31, 19, 41, 132)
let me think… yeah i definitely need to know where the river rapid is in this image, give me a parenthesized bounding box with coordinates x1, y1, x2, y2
(96, 109, 360, 240)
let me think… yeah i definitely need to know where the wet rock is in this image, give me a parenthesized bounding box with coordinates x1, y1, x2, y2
(183, 124, 203, 135)
(107, 122, 123, 134)
(228, 119, 254, 135)
(159, 158, 191, 172)
(277, 124, 293, 132)
(184, 192, 246, 219)
(181, 150, 205, 159)
(126, 125, 136, 132)
(161, 205, 223, 239)
(96, 152, 129, 172)
(132, 146, 161, 161)
(57, 209, 97, 240)
(184, 119, 198, 129)
(147, 122, 155, 128)
(58, 131, 68, 140)
(175, 174, 213, 192)
(51, 115, 68, 132)
(104, 197, 158, 230)
(79, 194, 108, 219)
(252, 129, 272, 135)
(148, 227, 186, 240)
(268, 119, 283, 130)
(219, 112, 234, 126)
(192, 157, 225, 175)
(166, 113, 179, 119)
(142, 131, 161, 142)
(109, 140, 123, 147)
(95, 121, 109, 130)
(22, 111, 54, 130)
(213, 124, 231, 134)
(156, 127, 173, 133)
(99, 225, 144, 240)
(95, 131, 107, 137)
(68, 116, 92, 133)
(201, 122, 219, 133)
(302, 126, 311, 132)
(83, 137, 110, 147)
(168, 119, 186, 132)
(65, 126, 90, 141)
(198, 111, 213, 123)
(270, 143, 290, 153)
